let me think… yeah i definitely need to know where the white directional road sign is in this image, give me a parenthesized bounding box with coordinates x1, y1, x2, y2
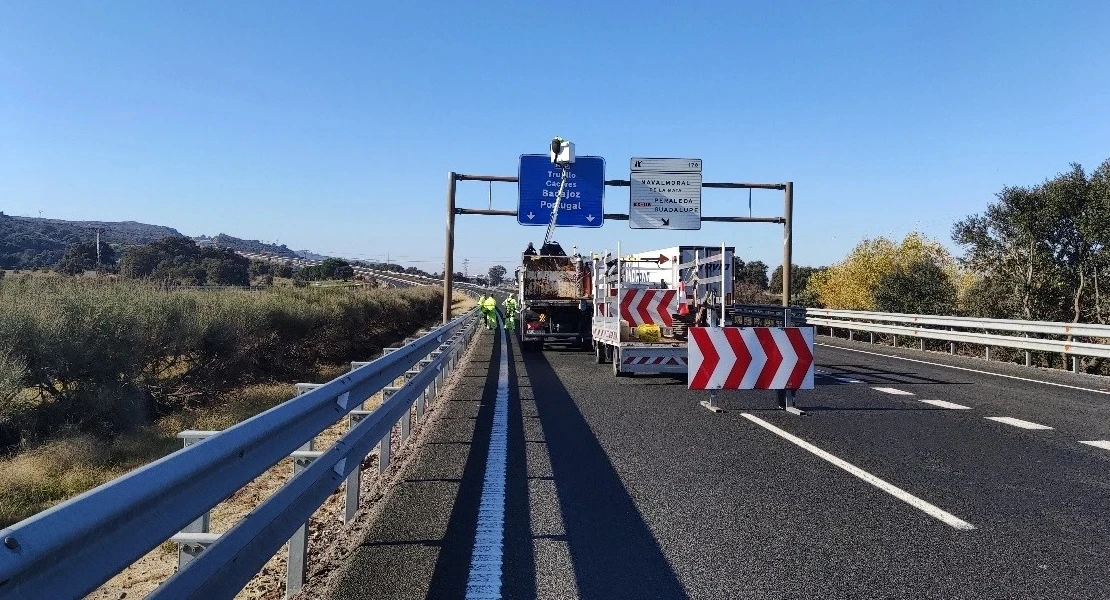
(629, 157, 702, 230)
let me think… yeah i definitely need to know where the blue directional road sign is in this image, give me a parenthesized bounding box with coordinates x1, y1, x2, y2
(517, 154, 605, 227)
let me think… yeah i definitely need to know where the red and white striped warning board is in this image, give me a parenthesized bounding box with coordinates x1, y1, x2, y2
(688, 327, 815, 390)
(620, 289, 677, 327)
(623, 355, 688, 366)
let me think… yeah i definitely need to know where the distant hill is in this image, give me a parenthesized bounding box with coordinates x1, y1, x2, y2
(193, 234, 299, 259)
(0, 212, 184, 269)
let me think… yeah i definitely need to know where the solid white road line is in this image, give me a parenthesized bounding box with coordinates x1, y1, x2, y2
(1079, 440, 1110, 450)
(466, 327, 510, 599)
(873, 387, 914, 395)
(817, 343, 1110, 396)
(920, 399, 972, 410)
(984, 417, 1054, 430)
(741, 413, 976, 530)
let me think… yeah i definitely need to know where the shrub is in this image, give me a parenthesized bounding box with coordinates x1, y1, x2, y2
(0, 278, 442, 450)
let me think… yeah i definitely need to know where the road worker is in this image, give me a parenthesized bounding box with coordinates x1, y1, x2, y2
(481, 295, 498, 329)
(478, 294, 490, 324)
(502, 295, 518, 329)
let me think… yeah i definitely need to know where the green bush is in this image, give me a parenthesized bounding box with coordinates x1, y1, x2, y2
(0, 278, 442, 450)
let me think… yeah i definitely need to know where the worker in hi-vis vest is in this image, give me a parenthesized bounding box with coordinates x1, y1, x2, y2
(477, 295, 489, 326)
(502, 295, 518, 330)
(481, 295, 498, 329)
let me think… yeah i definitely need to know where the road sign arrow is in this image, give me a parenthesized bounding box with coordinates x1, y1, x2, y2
(635, 290, 655, 325)
(689, 328, 720, 389)
(619, 290, 636, 322)
(527, 212, 535, 220)
(661, 218, 670, 226)
(754, 328, 783, 389)
(658, 255, 669, 264)
(784, 328, 814, 389)
(586, 214, 595, 222)
(722, 328, 752, 389)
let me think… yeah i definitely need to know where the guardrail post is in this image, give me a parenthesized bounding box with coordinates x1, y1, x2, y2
(343, 362, 373, 524)
(379, 428, 392, 473)
(176, 432, 215, 569)
(287, 451, 322, 596)
(294, 383, 324, 451)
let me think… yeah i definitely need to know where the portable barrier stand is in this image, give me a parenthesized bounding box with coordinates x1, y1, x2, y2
(688, 325, 815, 415)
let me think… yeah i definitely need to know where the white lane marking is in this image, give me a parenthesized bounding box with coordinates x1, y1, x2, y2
(817, 343, 1110, 396)
(1080, 440, 1110, 450)
(466, 326, 510, 599)
(984, 417, 1054, 430)
(920, 399, 972, 410)
(741, 413, 976, 530)
(873, 387, 914, 395)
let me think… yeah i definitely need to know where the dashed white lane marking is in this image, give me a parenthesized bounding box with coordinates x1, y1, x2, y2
(741, 413, 975, 530)
(1080, 440, 1110, 450)
(466, 326, 510, 599)
(816, 369, 863, 384)
(817, 343, 1110, 396)
(920, 399, 972, 410)
(873, 387, 914, 395)
(984, 417, 1054, 430)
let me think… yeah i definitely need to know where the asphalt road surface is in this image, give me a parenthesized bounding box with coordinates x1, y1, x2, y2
(322, 330, 1110, 599)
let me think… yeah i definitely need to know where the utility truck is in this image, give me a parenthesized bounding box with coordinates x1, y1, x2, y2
(591, 244, 734, 376)
(516, 242, 592, 351)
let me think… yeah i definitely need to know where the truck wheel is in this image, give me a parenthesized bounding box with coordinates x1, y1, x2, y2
(595, 342, 604, 364)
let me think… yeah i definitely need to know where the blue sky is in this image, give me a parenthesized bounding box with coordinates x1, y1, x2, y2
(2, 2, 1108, 276)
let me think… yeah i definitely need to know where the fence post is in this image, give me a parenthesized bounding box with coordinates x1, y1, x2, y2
(985, 347, 991, 361)
(1025, 350, 1031, 367)
(869, 332, 874, 344)
(1072, 356, 1079, 373)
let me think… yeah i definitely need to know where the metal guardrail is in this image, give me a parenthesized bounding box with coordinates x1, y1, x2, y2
(729, 303, 808, 326)
(807, 309, 1110, 338)
(806, 308, 1110, 367)
(0, 309, 482, 600)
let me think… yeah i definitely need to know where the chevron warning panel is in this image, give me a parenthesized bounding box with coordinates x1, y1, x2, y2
(688, 327, 814, 390)
(619, 289, 677, 327)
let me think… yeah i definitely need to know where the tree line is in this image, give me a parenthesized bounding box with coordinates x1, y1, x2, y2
(729, 157, 1110, 324)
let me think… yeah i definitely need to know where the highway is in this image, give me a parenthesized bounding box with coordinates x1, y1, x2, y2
(317, 328, 1110, 599)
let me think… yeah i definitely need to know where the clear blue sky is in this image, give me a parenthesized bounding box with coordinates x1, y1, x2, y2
(2, 1, 1108, 276)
